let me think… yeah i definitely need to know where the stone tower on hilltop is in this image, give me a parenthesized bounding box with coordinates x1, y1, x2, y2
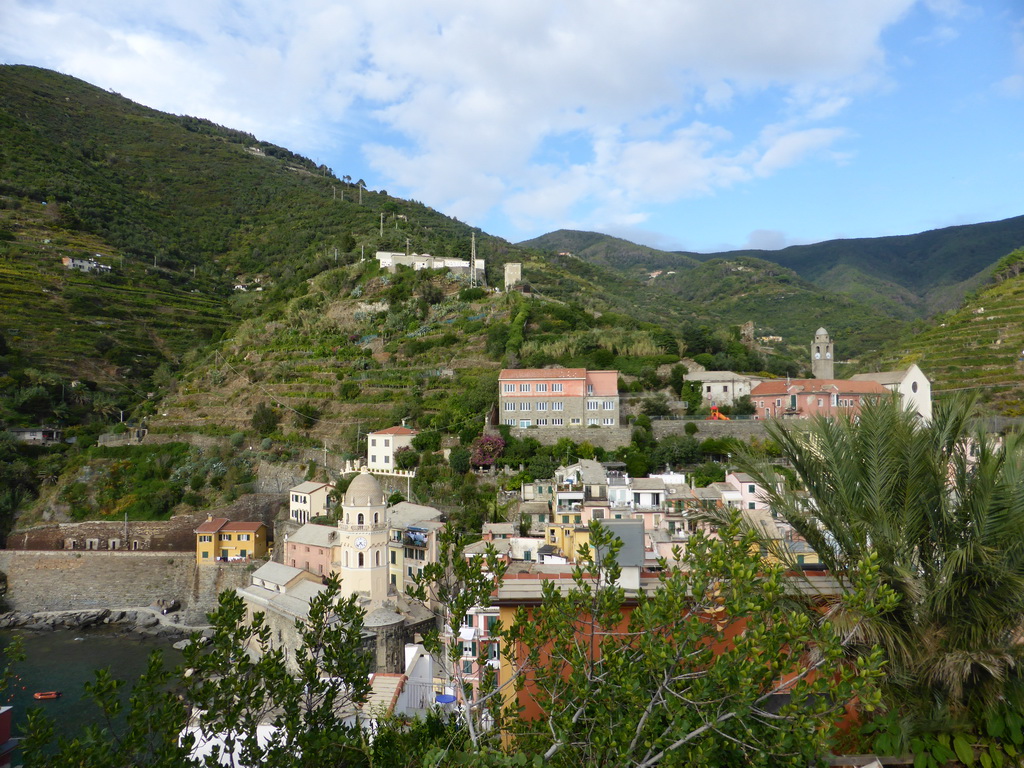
(811, 327, 834, 379)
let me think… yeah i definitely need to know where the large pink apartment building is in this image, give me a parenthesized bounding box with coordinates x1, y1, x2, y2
(498, 368, 619, 428)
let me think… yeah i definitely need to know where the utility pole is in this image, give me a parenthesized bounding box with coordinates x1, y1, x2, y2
(332, 185, 336, 200)
(406, 237, 410, 255)
(334, 247, 338, 263)
(471, 232, 477, 288)
(380, 213, 384, 237)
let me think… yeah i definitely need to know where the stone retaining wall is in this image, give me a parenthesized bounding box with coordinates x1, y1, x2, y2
(0, 550, 255, 622)
(7, 494, 285, 551)
(651, 419, 769, 440)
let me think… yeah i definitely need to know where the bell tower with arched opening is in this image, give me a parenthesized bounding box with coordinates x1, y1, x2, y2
(335, 468, 389, 601)
(811, 327, 834, 379)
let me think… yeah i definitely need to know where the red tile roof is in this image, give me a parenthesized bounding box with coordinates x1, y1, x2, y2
(370, 426, 417, 435)
(499, 368, 586, 380)
(194, 518, 266, 534)
(751, 379, 889, 396)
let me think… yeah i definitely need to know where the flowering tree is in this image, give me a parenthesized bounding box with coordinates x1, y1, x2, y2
(470, 434, 505, 469)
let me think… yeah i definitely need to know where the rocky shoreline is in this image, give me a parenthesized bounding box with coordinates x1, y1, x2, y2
(0, 607, 214, 648)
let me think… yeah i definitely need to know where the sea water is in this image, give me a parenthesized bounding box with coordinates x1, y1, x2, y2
(0, 626, 185, 743)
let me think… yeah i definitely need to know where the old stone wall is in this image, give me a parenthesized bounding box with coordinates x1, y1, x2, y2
(8, 494, 286, 552)
(0, 549, 256, 622)
(495, 425, 633, 450)
(651, 419, 769, 440)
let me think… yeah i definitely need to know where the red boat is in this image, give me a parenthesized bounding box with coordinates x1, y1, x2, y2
(32, 691, 61, 700)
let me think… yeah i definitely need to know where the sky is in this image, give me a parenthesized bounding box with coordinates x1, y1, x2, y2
(1, 1, 1021, 253)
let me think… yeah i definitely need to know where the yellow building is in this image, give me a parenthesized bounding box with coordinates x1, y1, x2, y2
(195, 518, 268, 563)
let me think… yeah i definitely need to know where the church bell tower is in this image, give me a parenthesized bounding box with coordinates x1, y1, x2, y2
(811, 327, 834, 379)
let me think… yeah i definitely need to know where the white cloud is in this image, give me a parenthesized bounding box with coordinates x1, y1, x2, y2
(0, 0, 924, 237)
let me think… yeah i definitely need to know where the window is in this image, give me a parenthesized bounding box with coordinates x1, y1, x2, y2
(374, 512, 379, 523)
(520, 383, 530, 392)
(384, 455, 390, 464)
(505, 418, 516, 426)
(536, 383, 547, 392)
(552, 383, 563, 392)
(748, 502, 756, 509)
(486, 615, 498, 632)
(504, 402, 515, 411)
(357, 513, 364, 524)
(201, 551, 209, 559)
(519, 419, 531, 428)
(503, 383, 515, 392)
(603, 400, 614, 410)
(586, 400, 598, 410)
(199, 535, 212, 543)
(587, 384, 594, 394)
(775, 399, 782, 407)
(375, 550, 381, 566)
(552, 401, 563, 411)
(574, 515, 582, 524)
(551, 418, 563, 426)
(370, 438, 377, 446)
(536, 419, 548, 426)
(602, 417, 615, 425)
(706, 385, 712, 393)
(723, 385, 729, 392)
(408, 566, 414, 576)
(587, 418, 599, 426)
(390, 550, 396, 564)
(238, 534, 250, 541)
(370, 454, 376, 463)
(463, 660, 474, 674)
(523, 550, 532, 561)
(570, 418, 581, 425)
(384, 439, 390, 447)
(390, 574, 397, 585)
(536, 402, 547, 411)
(748, 485, 755, 493)
(561, 515, 569, 524)
(519, 402, 531, 411)
(219, 534, 231, 541)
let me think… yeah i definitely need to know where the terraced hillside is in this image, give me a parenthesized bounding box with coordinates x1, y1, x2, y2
(0, 198, 229, 384)
(150, 261, 507, 446)
(877, 249, 1024, 415)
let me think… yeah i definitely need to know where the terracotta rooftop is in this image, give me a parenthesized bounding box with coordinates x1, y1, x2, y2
(499, 368, 586, 380)
(195, 518, 265, 534)
(370, 426, 418, 435)
(750, 379, 889, 396)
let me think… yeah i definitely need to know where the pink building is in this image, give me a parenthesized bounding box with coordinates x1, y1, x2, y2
(498, 368, 619, 428)
(750, 379, 889, 420)
(284, 523, 338, 576)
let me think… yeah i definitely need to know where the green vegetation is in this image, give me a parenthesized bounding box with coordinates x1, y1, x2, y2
(740, 395, 1024, 765)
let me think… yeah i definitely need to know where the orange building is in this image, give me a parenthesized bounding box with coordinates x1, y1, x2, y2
(195, 518, 269, 563)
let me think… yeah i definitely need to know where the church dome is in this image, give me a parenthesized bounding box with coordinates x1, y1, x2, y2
(344, 468, 386, 508)
(815, 327, 828, 336)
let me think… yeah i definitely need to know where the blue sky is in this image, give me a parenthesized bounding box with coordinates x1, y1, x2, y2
(1, 1, 1021, 253)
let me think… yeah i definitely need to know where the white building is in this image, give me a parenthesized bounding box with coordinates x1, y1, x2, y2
(367, 426, 417, 472)
(850, 364, 932, 422)
(683, 370, 762, 407)
(288, 481, 335, 524)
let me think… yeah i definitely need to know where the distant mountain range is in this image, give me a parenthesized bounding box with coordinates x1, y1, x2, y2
(522, 215, 1024, 319)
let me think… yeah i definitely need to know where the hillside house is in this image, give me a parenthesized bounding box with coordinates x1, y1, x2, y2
(61, 255, 112, 273)
(288, 481, 335, 524)
(683, 370, 763, 407)
(9, 426, 63, 445)
(850, 364, 932, 422)
(499, 368, 619, 428)
(375, 251, 485, 283)
(195, 518, 268, 563)
(750, 379, 889, 420)
(367, 425, 417, 472)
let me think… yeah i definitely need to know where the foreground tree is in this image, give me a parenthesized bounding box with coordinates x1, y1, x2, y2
(502, 518, 893, 768)
(740, 395, 1024, 762)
